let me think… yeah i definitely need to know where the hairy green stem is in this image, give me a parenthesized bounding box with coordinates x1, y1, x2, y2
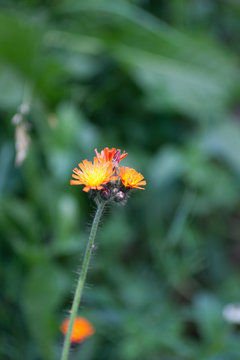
(60, 200, 105, 360)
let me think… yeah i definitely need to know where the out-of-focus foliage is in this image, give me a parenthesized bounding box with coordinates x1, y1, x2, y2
(1, 1, 240, 359)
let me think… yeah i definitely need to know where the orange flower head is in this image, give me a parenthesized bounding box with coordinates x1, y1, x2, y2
(118, 166, 146, 190)
(60, 317, 95, 343)
(70, 157, 118, 192)
(95, 147, 127, 167)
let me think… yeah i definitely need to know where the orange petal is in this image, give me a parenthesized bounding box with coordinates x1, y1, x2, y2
(72, 174, 81, 180)
(70, 180, 82, 185)
(137, 181, 146, 185)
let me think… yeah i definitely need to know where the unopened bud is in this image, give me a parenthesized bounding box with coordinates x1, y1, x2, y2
(114, 191, 126, 203)
(112, 188, 119, 196)
(100, 188, 111, 200)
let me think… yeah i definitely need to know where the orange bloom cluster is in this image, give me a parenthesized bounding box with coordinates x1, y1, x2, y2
(70, 147, 146, 200)
(60, 317, 95, 344)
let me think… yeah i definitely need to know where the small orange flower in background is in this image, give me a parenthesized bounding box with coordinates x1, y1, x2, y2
(95, 147, 127, 167)
(61, 317, 95, 343)
(70, 157, 118, 192)
(118, 166, 146, 190)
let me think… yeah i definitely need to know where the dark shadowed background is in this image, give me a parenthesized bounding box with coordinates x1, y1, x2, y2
(1, 1, 240, 359)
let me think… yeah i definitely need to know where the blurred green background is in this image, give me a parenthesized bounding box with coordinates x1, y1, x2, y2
(1, 1, 240, 359)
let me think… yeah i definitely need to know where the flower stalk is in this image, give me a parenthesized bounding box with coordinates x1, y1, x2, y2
(60, 200, 105, 360)
(61, 147, 146, 359)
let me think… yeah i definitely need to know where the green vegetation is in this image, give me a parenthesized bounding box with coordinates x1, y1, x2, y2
(1, 1, 240, 359)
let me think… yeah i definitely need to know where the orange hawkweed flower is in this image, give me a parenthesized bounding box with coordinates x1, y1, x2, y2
(70, 158, 118, 192)
(60, 317, 95, 343)
(118, 166, 146, 190)
(95, 147, 127, 167)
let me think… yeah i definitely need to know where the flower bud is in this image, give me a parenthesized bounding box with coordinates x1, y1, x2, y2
(100, 188, 111, 200)
(111, 188, 119, 196)
(114, 191, 126, 203)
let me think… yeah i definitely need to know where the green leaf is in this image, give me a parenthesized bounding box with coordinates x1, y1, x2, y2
(58, 0, 239, 117)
